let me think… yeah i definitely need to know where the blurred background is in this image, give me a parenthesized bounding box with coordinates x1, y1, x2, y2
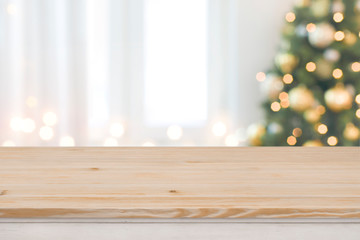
(0, 0, 359, 146)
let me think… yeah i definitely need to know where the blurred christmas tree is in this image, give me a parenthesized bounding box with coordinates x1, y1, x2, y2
(248, 0, 360, 146)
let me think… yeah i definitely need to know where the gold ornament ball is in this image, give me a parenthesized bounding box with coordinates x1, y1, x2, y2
(324, 84, 353, 112)
(343, 123, 360, 141)
(275, 53, 298, 73)
(308, 23, 335, 48)
(304, 109, 321, 123)
(289, 86, 315, 112)
(303, 140, 323, 146)
(247, 123, 266, 146)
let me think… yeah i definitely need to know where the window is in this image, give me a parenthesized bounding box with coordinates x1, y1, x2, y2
(144, 0, 208, 127)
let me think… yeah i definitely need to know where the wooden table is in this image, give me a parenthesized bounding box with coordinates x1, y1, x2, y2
(1, 147, 359, 239)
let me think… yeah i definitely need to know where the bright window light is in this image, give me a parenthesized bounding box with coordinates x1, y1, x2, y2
(144, 0, 208, 127)
(86, 0, 110, 128)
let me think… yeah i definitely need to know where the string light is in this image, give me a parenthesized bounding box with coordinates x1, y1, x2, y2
(256, 72, 266, 82)
(26, 96, 38, 108)
(306, 23, 316, 32)
(60, 136, 75, 146)
(280, 100, 290, 108)
(167, 125, 183, 140)
(285, 12, 296, 23)
(292, 128, 302, 137)
(332, 68, 343, 79)
(317, 124, 328, 134)
(110, 123, 124, 138)
(22, 118, 36, 133)
(39, 126, 54, 141)
(305, 62, 316, 72)
(333, 12, 344, 23)
(10, 117, 23, 132)
(287, 136, 297, 145)
(327, 136, 338, 146)
(279, 92, 288, 101)
(278, 92, 290, 108)
(283, 74, 293, 84)
(212, 122, 227, 137)
(355, 94, 360, 104)
(10, 117, 36, 133)
(271, 102, 281, 112)
(2, 140, 15, 147)
(351, 62, 360, 72)
(103, 137, 118, 146)
(43, 112, 57, 126)
(316, 105, 326, 115)
(334, 31, 345, 41)
(356, 109, 360, 118)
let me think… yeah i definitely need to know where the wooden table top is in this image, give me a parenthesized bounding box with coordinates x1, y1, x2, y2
(0, 147, 359, 218)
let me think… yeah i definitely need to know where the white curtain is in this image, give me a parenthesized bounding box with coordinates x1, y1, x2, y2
(0, 0, 294, 146)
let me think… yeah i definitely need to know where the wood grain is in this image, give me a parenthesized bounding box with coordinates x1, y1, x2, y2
(0, 147, 359, 218)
